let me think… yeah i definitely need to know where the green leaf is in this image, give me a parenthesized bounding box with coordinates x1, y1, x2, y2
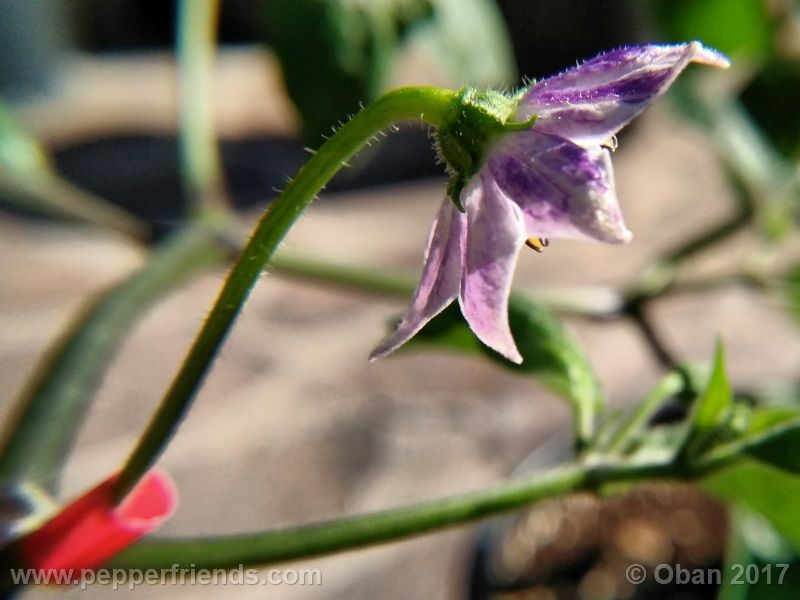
(503, 296, 603, 413)
(746, 406, 800, 435)
(694, 342, 732, 431)
(263, 0, 514, 143)
(0, 102, 147, 238)
(720, 508, 799, 600)
(0, 103, 51, 176)
(627, 421, 692, 464)
(733, 508, 794, 564)
(745, 418, 800, 474)
(683, 341, 732, 457)
(405, 304, 483, 355)
(703, 460, 800, 553)
(264, 0, 432, 142)
(408, 294, 603, 440)
(649, 0, 774, 59)
(602, 372, 685, 455)
(688, 403, 800, 475)
(404, 0, 515, 89)
(727, 386, 800, 473)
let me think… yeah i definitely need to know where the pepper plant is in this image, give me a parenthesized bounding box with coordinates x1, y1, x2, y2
(0, 0, 799, 596)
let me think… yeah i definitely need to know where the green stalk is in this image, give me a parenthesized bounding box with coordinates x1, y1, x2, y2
(111, 460, 658, 570)
(0, 170, 149, 242)
(111, 423, 762, 571)
(0, 225, 226, 492)
(111, 87, 459, 502)
(605, 372, 685, 454)
(269, 252, 417, 297)
(0, 103, 149, 241)
(176, 0, 227, 216)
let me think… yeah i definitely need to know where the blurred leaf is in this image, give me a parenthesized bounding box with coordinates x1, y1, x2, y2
(601, 372, 686, 455)
(264, 0, 432, 142)
(409, 294, 603, 419)
(649, 0, 774, 59)
(694, 401, 800, 475)
(0, 103, 147, 238)
(720, 508, 799, 600)
(746, 405, 800, 435)
(740, 59, 800, 160)
(404, 0, 515, 89)
(721, 556, 800, 600)
(406, 303, 483, 355)
(628, 421, 691, 464)
(263, 0, 514, 143)
(0, 104, 51, 175)
(735, 508, 794, 563)
(683, 342, 732, 457)
(693, 342, 732, 431)
(745, 409, 800, 474)
(703, 460, 800, 552)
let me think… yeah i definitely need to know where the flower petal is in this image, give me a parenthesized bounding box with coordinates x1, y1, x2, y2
(518, 42, 729, 147)
(488, 130, 632, 243)
(459, 173, 525, 364)
(370, 199, 466, 360)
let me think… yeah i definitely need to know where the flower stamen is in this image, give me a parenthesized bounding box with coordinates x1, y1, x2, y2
(601, 135, 618, 152)
(525, 237, 550, 253)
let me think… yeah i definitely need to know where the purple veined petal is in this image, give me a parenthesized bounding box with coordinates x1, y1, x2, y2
(370, 199, 466, 361)
(459, 172, 526, 364)
(487, 129, 632, 244)
(517, 42, 729, 148)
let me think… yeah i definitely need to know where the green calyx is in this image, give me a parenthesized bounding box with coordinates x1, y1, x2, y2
(435, 87, 535, 211)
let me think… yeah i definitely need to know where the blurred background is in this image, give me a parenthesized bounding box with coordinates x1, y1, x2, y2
(1, 0, 800, 598)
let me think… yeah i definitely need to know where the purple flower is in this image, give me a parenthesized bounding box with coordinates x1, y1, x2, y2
(372, 42, 729, 364)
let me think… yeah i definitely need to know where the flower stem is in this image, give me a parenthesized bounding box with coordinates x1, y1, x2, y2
(111, 87, 459, 503)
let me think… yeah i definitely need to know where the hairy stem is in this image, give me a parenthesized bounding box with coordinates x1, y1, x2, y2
(111, 433, 758, 572)
(111, 87, 459, 502)
(111, 460, 668, 570)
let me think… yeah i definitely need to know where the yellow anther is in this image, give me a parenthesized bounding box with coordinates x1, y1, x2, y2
(601, 135, 618, 152)
(525, 237, 550, 253)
